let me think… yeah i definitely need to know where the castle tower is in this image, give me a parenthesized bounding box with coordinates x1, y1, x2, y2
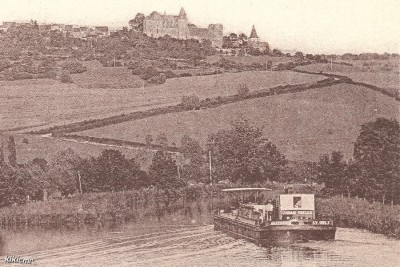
(179, 7, 187, 19)
(177, 7, 189, 39)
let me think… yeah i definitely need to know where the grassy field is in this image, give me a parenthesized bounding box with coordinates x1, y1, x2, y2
(0, 78, 176, 132)
(0, 133, 183, 170)
(77, 83, 399, 161)
(73, 61, 144, 89)
(0, 67, 322, 132)
(296, 59, 400, 96)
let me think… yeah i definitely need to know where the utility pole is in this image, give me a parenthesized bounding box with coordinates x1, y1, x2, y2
(77, 171, 83, 194)
(209, 149, 213, 211)
(330, 56, 333, 71)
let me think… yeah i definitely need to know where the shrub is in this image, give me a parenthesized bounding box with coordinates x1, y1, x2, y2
(148, 73, 166, 84)
(181, 186, 203, 202)
(163, 70, 177, 79)
(140, 66, 158, 80)
(238, 83, 250, 98)
(60, 71, 73, 83)
(0, 59, 11, 72)
(8, 71, 34, 80)
(181, 94, 200, 110)
(61, 60, 87, 74)
(38, 59, 57, 79)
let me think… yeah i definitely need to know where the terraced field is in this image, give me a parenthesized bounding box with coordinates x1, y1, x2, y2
(77, 84, 399, 161)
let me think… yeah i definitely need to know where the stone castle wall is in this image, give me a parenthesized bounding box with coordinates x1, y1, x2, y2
(142, 9, 223, 47)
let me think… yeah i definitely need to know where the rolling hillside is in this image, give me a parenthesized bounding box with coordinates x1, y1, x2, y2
(0, 67, 322, 132)
(77, 83, 399, 161)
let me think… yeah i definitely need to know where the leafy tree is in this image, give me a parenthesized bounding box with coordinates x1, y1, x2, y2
(149, 150, 186, 207)
(46, 148, 82, 196)
(0, 143, 4, 164)
(317, 151, 349, 196)
(79, 149, 145, 192)
(95, 149, 136, 191)
(7, 136, 17, 167)
(295, 51, 304, 59)
(207, 117, 286, 184)
(353, 118, 400, 204)
(181, 134, 204, 182)
(272, 49, 283, 57)
(0, 163, 15, 206)
(0, 160, 47, 206)
(129, 13, 145, 31)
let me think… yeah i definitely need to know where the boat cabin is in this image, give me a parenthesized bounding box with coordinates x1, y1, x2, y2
(275, 194, 315, 221)
(219, 188, 316, 224)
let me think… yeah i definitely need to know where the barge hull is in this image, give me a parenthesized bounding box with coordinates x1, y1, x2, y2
(214, 215, 336, 246)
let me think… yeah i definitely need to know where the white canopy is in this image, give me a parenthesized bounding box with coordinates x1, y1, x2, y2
(221, 188, 271, 192)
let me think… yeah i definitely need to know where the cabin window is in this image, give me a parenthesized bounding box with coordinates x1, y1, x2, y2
(293, 197, 302, 208)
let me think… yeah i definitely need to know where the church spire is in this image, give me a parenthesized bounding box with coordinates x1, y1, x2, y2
(249, 25, 259, 39)
(179, 7, 187, 19)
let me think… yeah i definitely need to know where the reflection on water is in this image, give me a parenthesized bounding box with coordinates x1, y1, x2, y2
(0, 222, 399, 267)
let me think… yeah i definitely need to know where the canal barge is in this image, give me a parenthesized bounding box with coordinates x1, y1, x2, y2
(214, 188, 336, 246)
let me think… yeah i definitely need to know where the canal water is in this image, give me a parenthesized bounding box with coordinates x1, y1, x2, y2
(0, 221, 399, 267)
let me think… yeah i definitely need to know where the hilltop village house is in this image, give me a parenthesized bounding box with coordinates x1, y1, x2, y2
(142, 8, 223, 47)
(0, 21, 110, 39)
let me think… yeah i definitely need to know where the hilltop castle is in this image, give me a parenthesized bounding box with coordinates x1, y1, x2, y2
(142, 8, 223, 47)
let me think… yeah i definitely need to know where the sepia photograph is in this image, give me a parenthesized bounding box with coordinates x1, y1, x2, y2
(0, 0, 399, 266)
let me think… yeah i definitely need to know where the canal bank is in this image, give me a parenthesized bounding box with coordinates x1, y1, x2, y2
(0, 189, 399, 240)
(316, 196, 400, 239)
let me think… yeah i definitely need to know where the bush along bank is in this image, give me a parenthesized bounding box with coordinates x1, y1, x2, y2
(0, 188, 229, 229)
(316, 196, 400, 239)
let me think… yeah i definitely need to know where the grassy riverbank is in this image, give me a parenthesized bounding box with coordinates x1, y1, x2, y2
(1, 189, 399, 240)
(0, 189, 220, 228)
(316, 196, 400, 239)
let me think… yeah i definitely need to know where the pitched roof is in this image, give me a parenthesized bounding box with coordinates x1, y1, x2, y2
(249, 25, 259, 39)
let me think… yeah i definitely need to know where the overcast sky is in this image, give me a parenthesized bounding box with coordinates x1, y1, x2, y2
(1, 0, 399, 54)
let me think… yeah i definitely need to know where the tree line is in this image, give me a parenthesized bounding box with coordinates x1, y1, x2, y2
(0, 117, 398, 208)
(317, 118, 400, 205)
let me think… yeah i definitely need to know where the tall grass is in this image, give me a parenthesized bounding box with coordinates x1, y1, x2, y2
(0, 189, 223, 229)
(316, 196, 400, 239)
